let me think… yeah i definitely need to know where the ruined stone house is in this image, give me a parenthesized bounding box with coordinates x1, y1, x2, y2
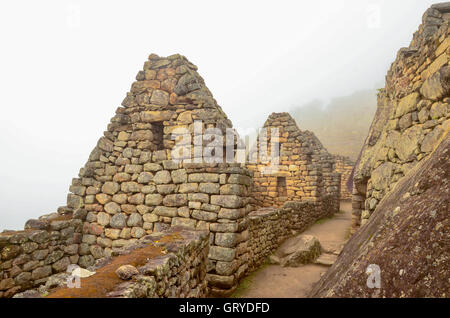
(1, 54, 344, 298)
(247, 112, 340, 215)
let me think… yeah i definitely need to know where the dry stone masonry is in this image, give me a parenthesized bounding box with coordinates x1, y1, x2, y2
(45, 227, 210, 298)
(351, 3, 450, 230)
(248, 112, 341, 215)
(0, 215, 82, 298)
(1, 54, 346, 298)
(333, 155, 354, 200)
(63, 53, 253, 297)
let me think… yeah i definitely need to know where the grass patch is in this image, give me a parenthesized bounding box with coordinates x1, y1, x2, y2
(231, 260, 270, 298)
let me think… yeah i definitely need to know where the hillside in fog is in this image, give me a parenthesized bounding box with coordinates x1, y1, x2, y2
(291, 89, 377, 160)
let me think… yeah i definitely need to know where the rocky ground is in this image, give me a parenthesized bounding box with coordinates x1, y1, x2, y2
(234, 201, 352, 298)
(310, 137, 449, 298)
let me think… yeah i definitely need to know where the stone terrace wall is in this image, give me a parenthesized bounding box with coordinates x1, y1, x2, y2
(352, 3, 450, 229)
(42, 227, 208, 298)
(0, 215, 82, 298)
(248, 112, 340, 215)
(333, 155, 354, 200)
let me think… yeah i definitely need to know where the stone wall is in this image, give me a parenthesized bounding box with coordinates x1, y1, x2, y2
(18, 227, 210, 298)
(1, 54, 341, 298)
(63, 54, 255, 296)
(352, 3, 449, 229)
(1, 54, 254, 298)
(0, 215, 82, 298)
(246, 200, 334, 274)
(333, 155, 354, 200)
(248, 112, 340, 215)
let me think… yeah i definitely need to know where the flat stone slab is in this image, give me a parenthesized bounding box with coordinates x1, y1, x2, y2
(314, 253, 338, 267)
(272, 234, 322, 267)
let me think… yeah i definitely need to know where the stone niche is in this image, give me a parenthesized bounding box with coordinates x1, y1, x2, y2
(247, 112, 341, 216)
(351, 3, 450, 230)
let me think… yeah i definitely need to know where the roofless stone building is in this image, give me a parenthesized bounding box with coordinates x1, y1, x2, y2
(1, 54, 342, 298)
(247, 112, 340, 215)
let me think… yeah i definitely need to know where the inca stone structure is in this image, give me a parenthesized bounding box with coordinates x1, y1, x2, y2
(248, 112, 340, 214)
(310, 128, 449, 298)
(333, 155, 354, 200)
(0, 54, 342, 298)
(309, 4, 450, 297)
(47, 228, 210, 298)
(351, 3, 450, 230)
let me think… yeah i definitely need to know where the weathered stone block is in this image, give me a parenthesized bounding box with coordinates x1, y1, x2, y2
(188, 173, 219, 183)
(104, 202, 121, 214)
(199, 183, 220, 194)
(141, 110, 174, 122)
(102, 182, 120, 195)
(110, 213, 128, 229)
(163, 194, 187, 207)
(171, 169, 187, 183)
(206, 274, 235, 289)
(210, 223, 239, 233)
(208, 246, 236, 262)
(31, 266, 52, 280)
(211, 195, 243, 208)
(145, 193, 163, 206)
(153, 170, 172, 184)
(395, 92, 420, 118)
(153, 206, 178, 217)
(215, 233, 237, 248)
(171, 217, 197, 229)
(187, 193, 209, 203)
(192, 210, 217, 222)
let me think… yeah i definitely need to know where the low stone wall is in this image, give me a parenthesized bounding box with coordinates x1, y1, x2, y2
(15, 227, 209, 298)
(0, 215, 82, 298)
(107, 228, 209, 298)
(247, 208, 290, 272)
(246, 199, 336, 274)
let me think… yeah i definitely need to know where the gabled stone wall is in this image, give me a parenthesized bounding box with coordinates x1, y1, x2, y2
(352, 3, 449, 229)
(1, 55, 341, 298)
(1, 54, 254, 297)
(247, 112, 340, 215)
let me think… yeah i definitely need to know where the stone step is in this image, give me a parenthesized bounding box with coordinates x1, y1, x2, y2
(314, 253, 338, 266)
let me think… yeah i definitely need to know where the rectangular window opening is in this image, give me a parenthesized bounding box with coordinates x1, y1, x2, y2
(277, 176, 287, 196)
(152, 122, 164, 150)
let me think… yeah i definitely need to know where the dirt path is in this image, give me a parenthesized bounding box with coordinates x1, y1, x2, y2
(235, 200, 352, 298)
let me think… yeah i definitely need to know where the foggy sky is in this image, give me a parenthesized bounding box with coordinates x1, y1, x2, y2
(0, 0, 438, 229)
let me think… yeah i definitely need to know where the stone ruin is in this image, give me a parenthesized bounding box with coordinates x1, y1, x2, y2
(247, 112, 341, 213)
(0, 54, 343, 298)
(332, 155, 354, 200)
(351, 2, 450, 231)
(309, 2, 449, 298)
